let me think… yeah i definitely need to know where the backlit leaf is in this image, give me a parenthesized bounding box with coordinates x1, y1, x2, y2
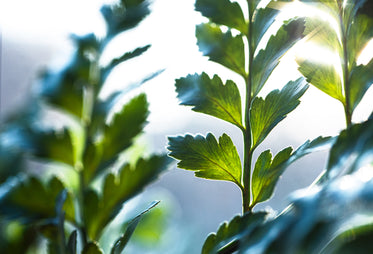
(195, 0, 247, 34)
(175, 72, 243, 129)
(168, 133, 242, 187)
(196, 23, 246, 77)
(252, 18, 305, 97)
(252, 7, 279, 50)
(82, 242, 103, 254)
(250, 78, 308, 149)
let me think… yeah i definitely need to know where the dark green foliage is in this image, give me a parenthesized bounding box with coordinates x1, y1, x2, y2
(0, 0, 171, 252)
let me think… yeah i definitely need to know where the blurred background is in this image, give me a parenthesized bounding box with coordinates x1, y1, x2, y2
(1, 0, 373, 252)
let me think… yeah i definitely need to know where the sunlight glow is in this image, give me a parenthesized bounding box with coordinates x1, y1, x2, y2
(357, 39, 373, 65)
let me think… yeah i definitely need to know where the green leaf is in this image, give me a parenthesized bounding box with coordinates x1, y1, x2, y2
(82, 242, 103, 254)
(202, 212, 268, 254)
(252, 7, 279, 50)
(251, 148, 293, 205)
(110, 201, 160, 254)
(101, 0, 150, 38)
(250, 78, 308, 149)
(348, 58, 373, 111)
(252, 18, 305, 97)
(196, 23, 246, 77)
(85, 155, 171, 240)
(168, 133, 242, 187)
(297, 59, 344, 102)
(0, 176, 75, 223)
(101, 93, 148, 162)
(175, 73, 243, 129)
(195, 0, 247, 34)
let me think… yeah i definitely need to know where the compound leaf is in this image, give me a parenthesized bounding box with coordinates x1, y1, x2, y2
(195, 0, 247, 34)
(252, 7, 279, 50)
(175, 72, 243, 129)
(250, 78, 308, 149)
(168, 133, 242, 187)
(252, 18, 305, 97)
(196, 23, 246, 77)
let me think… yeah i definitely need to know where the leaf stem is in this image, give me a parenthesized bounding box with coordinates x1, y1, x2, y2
(339, 3, 352, 127)
(242, 1, 255, 214)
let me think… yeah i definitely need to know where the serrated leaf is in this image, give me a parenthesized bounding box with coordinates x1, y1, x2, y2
(195, 0, 247, 34)
(252, 18, 305, 97)
(175, 73, 243, 129)
(251, 148, 293, 205)
(348, 58, 373, 111)
(202, 212, 268, 254)
(101, 0, 150, 38)
(85, 155, 170, 240)
(252, 7, 279, 50)
(82, 242, 103, 254)
(297, 59, 344, 102)
(0, 176, 75, 223)
(101, 93, 148, 162)
(168, 133, 242, 187)
(110, 201, 160, 254)
(251, 136, 334, 205)
(250, 78, 308, 149)
(196, 23, 246, 77)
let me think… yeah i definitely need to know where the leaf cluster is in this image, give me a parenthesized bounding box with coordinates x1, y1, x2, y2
(0, 0, 171, 253)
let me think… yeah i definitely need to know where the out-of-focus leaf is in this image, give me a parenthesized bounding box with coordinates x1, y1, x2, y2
(110, 201, 160, 254)
(202, 212, 268, 254)
(347, 14, 373, 66)
(67, 230, 77, 254)
(195, 0, 247, 34)
(196, 23, 246, 77)
(348, 58, 373, 111)
(101, 45, 151, 83)
(0, 137, 24, 183)
(175, 73, 243, 129)
(168, 133, 242, 187)
(85, 155, 171, 240)
(252, 18, 305, 97)
(297, 59, 344, 102)
(251, 148, 292, 205)
(101, 93, 148, 162)
(250, 78, 308, 149)
(82, 242, 103, 254)
(0, 177, 75, 223)
(252, 7, 279, 50)
(327, 115, 373, 179)
(101, 0, 150, 38)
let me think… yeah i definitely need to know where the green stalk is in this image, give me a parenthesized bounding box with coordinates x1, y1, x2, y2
(339, 2, 352, 127)
(242, 1, 255, 213)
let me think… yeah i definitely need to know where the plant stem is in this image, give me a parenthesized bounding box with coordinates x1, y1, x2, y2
(339, 2, 352, 127)
(242, 1, 255, 214)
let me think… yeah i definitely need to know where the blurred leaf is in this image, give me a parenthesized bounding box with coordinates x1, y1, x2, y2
(202, 212, 268, 254)
(195, 0, 247, 34)
(252, 18, 305, 97)
(252, 7, 279, 50)
(82, 242, 103, 254)
(101, 93, 148, 163)
(327, 115, 373, 179)
(110, 201, 160, 254)
(196, 23, 246, 77)
(85, 155, 171, 240)
(251, 148, 292, 205)
(67, 230, 77, 254)
(168, 133, 242, 187)
(250, 78, 308, 149)
(175, 73, 243, 129)
(348, 58, 373, 111)
(0, 176, 75, 223)
(297, 59, 344, 102)
(101, 45, 151, 83)
(101, 0, 150, 39)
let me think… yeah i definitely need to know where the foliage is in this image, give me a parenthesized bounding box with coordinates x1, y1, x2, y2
(0, 0, 171, 253)
(168, 0, 373, 253)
